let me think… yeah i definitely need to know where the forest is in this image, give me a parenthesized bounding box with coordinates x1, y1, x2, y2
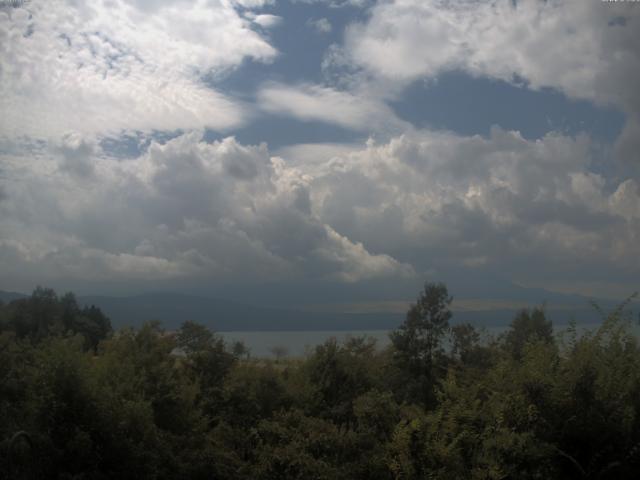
(1, 283, 639, 479)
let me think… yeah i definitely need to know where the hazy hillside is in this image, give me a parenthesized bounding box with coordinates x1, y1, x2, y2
(78, 293, 401, 331)
(70, 291, 628, 331)
(0, 290, 27, 303)
(1, 289, 616, 331)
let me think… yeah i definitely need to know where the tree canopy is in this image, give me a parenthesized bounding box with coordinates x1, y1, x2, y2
(1, 284, 639, 479)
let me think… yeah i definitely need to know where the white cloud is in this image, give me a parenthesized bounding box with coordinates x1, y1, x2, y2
(257, 82, 411, 133)
(275, 142, 360, 168)
(232, 0, 275, 8)
(340, 1, 640, 110)
(2, 0, 637, 298)
(329, 0, 640, 163)
(610, 179, 640, 221)
(1, 127, 639, 294)
(304, 128, 639, 286)
(252, 14, 283, 29)
(0, 0, 277, 140)
(319, 226, 414, 282)
(0, 131, 413, 286)
(292, 0, 371, 7)
(307, 17, 332, 34)
(55, 132, 101, 179)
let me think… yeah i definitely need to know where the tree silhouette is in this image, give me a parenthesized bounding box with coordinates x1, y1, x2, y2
(390, 281, 452, 406)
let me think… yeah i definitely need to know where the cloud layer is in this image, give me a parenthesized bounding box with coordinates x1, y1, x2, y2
(0, 0, 276, 139)
(0, 131, 416, 288)
(258, 82, 410, 133)
(325, 0, 640, 164)
(1, 0, 638, 299)
(1, 128, 638, 294)
(339, 1, 640, 111)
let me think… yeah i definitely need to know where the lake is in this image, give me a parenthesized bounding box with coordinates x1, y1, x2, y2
(219, 322, 626, 358)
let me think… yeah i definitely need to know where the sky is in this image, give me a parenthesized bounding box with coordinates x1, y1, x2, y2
(0, 0, 639, 308)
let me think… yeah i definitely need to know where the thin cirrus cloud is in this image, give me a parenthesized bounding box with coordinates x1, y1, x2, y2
(0, 0, 277, 140)
(307, 17, 332, 34)
(257, 82, 411, 133)
(251, 14, 283, 29)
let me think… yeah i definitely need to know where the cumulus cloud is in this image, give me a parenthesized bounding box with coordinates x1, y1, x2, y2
(614, 116, 640, 164)
(299, 128, 639, 289)
(339, 1, 639, 108)
(1, 127, 638, 294)
(275, 142, 360, 167)
(328, 0, 640, 163)
(0, 0, 277, 139)
(0, 131, 413, 287)
(1, 0, 638, 296)
(55, 132, 100, 179)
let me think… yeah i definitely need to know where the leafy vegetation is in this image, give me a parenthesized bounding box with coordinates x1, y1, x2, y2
(1, 283, 639, 479)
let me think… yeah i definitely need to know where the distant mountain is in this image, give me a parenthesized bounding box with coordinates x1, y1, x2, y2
(78, 291, 615, 332)
(0, 290, 27, 303)
(1, 288, 626, 332)
(78, 292, 403, 331)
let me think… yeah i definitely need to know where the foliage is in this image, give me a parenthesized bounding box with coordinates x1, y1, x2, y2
(0, 287, 111, 349)
(389, 281, 452, 407)
(502, 306, 554, 359)
(1, 284, 639, 479)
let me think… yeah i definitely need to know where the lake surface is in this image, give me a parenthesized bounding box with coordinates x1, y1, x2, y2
(221, 322, 638, 358)
(221, 330, 392, 357)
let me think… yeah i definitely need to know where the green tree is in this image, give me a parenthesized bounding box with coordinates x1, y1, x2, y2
(304, 336, 378, 428)
(0, 288, 111, 349)
(450, 323, 479, 363)
(177, 321, 237, 418)
(390, 282, 452, 407)
(503, 307, 553, 359)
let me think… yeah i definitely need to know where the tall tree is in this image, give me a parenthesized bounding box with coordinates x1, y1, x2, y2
(503, 307, 553, 359)
(390, 282, 452, 407)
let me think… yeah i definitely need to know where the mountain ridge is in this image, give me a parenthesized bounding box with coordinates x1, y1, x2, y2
(1, 288, 626, 331)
